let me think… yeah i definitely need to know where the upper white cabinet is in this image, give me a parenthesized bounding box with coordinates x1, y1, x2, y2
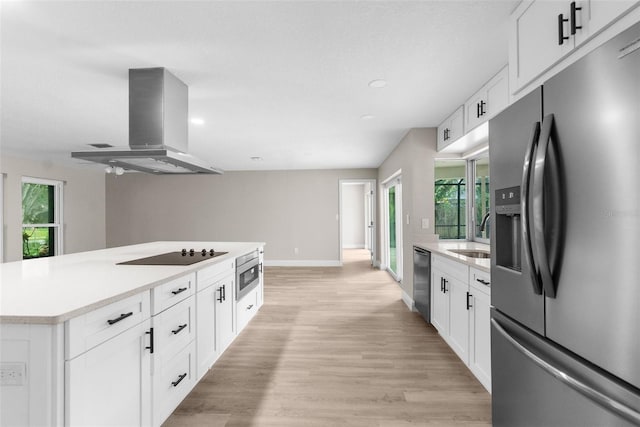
(436, 106, 464, 151)
(510, 0, 639, 93)
(463, 66, 509, 133)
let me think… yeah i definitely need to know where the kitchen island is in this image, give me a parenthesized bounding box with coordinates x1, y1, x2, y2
(0, 241, 265, 426)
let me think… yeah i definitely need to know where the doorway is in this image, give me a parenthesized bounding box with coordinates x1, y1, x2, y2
(339, 179, 376, 267)
(383, 173, 402, 282)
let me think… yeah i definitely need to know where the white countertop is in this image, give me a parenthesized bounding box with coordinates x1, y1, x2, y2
(413, 241, 491, 273)
(0, 241, 264, 324)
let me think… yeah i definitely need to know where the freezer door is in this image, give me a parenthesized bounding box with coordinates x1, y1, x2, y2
(489, 87, 544, 334)
(542, 21, 640, 389)
(491, 309, 640, 427)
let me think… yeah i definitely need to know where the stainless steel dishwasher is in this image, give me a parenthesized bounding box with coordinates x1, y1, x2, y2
(413, 246, 431, 323)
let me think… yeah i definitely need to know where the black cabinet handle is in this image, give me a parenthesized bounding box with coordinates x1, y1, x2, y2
(171, 287, 188, 295)
(558, 14, 569, 45)
(443, 279, 448, 293)
(107, 311, 133, 325)
(480, 100, 486, 116)
(466, 292, 473, 310)
(222, 284, 226, 301)
(247, 304, 254, 310)
(440, 277, 444, 292)
(145, 328, 154, 353)
(171, 324, 188, 335)
(476, 278, 490, 286)
(171, 373, 187, 387)
(217, 286, 224, 303)
(570, 2, 582, 35)
(476, 102, 480, 118)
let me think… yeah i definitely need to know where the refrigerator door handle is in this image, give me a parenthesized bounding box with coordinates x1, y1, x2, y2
(492, 318, 640, 425)
(521, 121, 542, 295)
(532, 114, 560, 298)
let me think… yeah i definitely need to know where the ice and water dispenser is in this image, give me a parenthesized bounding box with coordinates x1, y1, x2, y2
(495, 186, 522, 271)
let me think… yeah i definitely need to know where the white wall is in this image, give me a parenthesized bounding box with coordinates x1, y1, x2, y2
(0, 155, 106, 262)
(105, 169, 377, 265)
(377, 128, 439, 298)
(341, 183, 365, 249)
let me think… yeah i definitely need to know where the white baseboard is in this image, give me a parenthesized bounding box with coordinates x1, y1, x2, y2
(341, 244, 365, 249)
(264, 260, 341, 267)
(401, 290, 415, 312)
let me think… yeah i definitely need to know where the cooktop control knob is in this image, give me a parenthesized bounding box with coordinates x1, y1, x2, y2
(209, 249, 215, 256)
(181, 249, 187, 256)
(189, 249, 195, 256)
(201, 249, 207, 256)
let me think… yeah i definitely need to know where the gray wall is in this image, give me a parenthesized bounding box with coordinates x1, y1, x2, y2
(106, 169, 377, 264)
(341, 183, 365, 248)
(0, 155, 106, 262)
(377, 128, 439, 298)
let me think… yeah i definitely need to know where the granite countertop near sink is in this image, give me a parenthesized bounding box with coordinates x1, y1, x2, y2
(413, 241, 490, 273)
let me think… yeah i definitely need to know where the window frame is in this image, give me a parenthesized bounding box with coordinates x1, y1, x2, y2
(21, 176, 64, 258)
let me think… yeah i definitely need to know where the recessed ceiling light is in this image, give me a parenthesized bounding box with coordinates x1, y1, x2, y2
(190, 118, 205, 125)
(250, 156, 263, 161)
(361, 114, 375, 120)
(368, 79, 387, 88)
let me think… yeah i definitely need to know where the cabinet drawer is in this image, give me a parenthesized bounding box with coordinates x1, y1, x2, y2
(432, 254, 469, 283)
(152, 295, 195, 363)
(66, 291, 150, 360)
(197, 259, 235, 292)
(236, 286, 259, 333)
(470, 267, 491, 295)
(152, 340, 196, 427)
(151, 273, 195, 314)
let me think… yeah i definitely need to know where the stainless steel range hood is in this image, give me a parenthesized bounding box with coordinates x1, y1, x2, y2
(72, 68, 223, 175)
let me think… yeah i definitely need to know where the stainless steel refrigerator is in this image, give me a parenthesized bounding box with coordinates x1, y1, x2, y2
(489, 21, 640, 426)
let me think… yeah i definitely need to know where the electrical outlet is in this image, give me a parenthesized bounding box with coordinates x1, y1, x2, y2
(422, 218, 430, 229)
(294, 248, 299, 255)
(0, 362, 26, 386)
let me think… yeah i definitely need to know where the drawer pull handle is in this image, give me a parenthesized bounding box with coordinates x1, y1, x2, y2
(171, 287, 188, 295)
(476, 278, 490, 286)
(247, 304, 254, 310)
(107, 312, 133, 325)
(145, 328, 154, 353)
(172, 373, 187, 387)
(172, 324, 188, 335)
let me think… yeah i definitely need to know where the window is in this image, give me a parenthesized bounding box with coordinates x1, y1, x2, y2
(434, 160, 467, 239)
(434, 154, 491, 242)
(22, 177, 63, 259)
(473, 156, 490, 242)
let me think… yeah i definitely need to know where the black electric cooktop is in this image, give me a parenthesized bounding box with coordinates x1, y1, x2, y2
(118, 249, 228, 266)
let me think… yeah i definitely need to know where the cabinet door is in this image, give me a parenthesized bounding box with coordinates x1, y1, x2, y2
(215, 279, 235, 354)
(469, 289, 492, 392)
(448, 106, 464, 143)
(574, 0, 639, 46)
(431, 268, 449, 335)
(66, 319, 151, 427)
(512, 0, 574, 90)
(447, 276, 470, 364)
(196, 284, 217, 380)
(485, 66, 509, 119)
(464, 90, 486, 134)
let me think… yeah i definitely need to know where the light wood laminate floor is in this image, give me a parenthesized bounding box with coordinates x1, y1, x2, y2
(164, 249, 491, 426)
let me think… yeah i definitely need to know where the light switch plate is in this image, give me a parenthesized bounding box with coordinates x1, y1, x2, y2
(422, 218, 429, 229)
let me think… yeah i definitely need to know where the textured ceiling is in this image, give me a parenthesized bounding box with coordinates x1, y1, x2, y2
(0, 1, 517, 171)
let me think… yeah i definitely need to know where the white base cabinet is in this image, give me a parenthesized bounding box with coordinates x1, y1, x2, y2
(431, 254, 491, 392)
(65, 318, 152, 427)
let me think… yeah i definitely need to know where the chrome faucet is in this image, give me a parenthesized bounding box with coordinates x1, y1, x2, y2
(480, 212, 491, 232)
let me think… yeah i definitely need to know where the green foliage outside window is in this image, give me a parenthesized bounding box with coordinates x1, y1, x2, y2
(22, 183, 55, 259)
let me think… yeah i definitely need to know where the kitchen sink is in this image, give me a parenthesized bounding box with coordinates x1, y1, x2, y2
(449, 249, 491, 259)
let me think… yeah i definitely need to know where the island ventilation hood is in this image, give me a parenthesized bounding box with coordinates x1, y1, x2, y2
(72, 67, 223, 175)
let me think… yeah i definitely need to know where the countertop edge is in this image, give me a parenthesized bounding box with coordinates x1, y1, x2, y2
(1, 241, 265, 325)
(413, 241, 491, 273)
